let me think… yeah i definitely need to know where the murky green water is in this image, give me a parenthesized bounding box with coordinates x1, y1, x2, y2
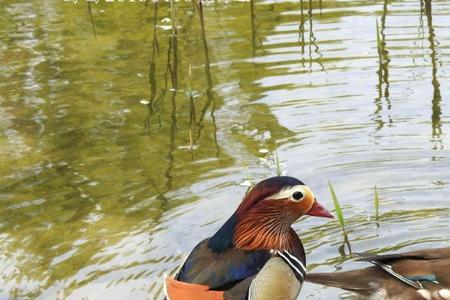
(0, 0, 449, 299)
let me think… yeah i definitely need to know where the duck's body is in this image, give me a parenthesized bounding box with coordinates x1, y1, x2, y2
(164, 176, 333, 300)
(166, 237, 305, 300)
(306, 247, 450, 300)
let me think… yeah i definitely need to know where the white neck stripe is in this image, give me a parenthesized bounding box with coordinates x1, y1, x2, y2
(283, 250, 306, 274)
(277, 251, 305, 280)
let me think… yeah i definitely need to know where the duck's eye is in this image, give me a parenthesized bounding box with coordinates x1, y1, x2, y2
(292, 191, 304, 201)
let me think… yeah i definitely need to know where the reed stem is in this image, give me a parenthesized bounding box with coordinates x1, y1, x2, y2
(374, 186, 380, 221)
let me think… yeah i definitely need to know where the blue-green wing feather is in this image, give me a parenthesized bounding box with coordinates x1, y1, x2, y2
(176, 238, 271, 289)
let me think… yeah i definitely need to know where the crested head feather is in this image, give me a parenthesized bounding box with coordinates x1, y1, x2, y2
(208, 176, 305, 253)
(236, 176, 304, 217)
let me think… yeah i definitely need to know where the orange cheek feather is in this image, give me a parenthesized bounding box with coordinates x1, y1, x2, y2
(288, 192, 315, 216)
(165, 277, 224, 300)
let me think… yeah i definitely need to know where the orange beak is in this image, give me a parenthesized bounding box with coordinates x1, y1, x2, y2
(306, 199, 334, 218)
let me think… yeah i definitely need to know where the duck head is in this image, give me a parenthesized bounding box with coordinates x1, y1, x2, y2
(208, 176, 333, 253)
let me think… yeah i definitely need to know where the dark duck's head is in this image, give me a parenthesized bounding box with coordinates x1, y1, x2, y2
(208, 176, 333, 253)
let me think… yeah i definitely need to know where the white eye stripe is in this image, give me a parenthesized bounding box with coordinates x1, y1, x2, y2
(264, 185, 311, 202)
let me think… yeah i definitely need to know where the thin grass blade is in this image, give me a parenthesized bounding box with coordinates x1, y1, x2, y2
(374, 186, 380, 221)
(328, 180, 347, 235)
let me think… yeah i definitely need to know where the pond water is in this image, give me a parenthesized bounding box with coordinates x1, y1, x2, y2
(0, 0, 450, 299)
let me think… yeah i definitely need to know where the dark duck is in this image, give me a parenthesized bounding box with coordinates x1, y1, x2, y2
(164, 176, 333, 300)
(306, 247, 450, 300)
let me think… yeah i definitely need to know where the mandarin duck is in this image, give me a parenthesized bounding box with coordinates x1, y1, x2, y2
(164, 176, 333, 300)
(307, 247, 450, 300)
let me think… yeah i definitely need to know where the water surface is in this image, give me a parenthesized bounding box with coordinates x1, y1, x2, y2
(0, 0, 450, 299)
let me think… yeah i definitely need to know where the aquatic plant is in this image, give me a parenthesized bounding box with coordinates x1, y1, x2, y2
(187, 64, 196, 151)
(374, 186, 380, 221)
(275, 151, 282, 176)
(328, 181, 347, 236)
(376, 19, 382, 62)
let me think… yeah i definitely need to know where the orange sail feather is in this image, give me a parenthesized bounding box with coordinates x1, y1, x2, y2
(165, 276, 224, 300)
